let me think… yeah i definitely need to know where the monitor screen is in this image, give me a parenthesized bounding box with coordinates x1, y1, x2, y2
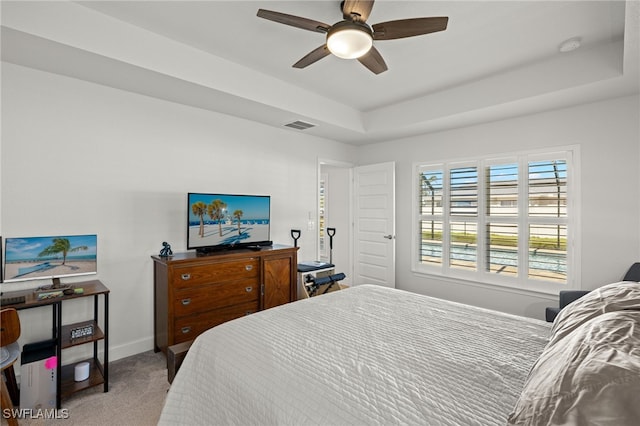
(187, 193, 271, 252)
(3, 234, 97, 283)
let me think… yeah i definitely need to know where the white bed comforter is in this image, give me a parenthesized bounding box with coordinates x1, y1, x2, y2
(159, 285, 550, 426)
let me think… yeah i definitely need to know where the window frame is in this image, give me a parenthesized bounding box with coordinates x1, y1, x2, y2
(319, 172, 328, 259)
(412, 146, 580, 295)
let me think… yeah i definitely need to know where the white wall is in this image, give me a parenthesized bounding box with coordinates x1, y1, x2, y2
(2, 60, 639, 360)
(0, 63, 356, 361)
(355, 95, 640, 319)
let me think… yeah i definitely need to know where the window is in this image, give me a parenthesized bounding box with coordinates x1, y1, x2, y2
(414, 149, 578, 293)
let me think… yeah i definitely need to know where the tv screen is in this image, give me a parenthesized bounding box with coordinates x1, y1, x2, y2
(3, 234, 97, 283)
(188, 193, 271, 253)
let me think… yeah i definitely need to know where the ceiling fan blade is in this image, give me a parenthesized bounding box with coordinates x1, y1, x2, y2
(293, 45, 331, 69)
(372, 17, 448, 40)
(257, 9, 330, 33)
(342, 0, 375, 22)
(357, 46, 388, 74)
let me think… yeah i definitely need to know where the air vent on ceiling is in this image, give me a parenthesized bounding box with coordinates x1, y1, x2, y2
(284, 120, 316, 130)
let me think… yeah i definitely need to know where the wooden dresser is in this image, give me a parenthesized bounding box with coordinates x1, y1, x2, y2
(151, 244, 297, 353)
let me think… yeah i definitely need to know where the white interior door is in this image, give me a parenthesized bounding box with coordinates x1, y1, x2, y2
(353, 162, 396, 288)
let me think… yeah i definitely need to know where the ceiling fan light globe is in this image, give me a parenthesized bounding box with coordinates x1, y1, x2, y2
(327, 25, 373, 59)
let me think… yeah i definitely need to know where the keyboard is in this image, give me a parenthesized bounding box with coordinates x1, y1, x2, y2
(0, 295, 26, 306)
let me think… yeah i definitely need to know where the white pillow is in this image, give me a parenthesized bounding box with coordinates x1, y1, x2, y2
(508, 310, 640, 426)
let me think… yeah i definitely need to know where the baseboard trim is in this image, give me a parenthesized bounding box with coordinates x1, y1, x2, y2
(109, 337, 156, 362)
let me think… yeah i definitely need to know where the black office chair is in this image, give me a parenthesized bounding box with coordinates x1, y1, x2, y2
(622, 262, 640, 281)
(545, 262, 640, 322)
(545, 290, 590, 322)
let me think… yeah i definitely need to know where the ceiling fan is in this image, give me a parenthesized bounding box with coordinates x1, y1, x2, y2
(257, 0, 448, 75)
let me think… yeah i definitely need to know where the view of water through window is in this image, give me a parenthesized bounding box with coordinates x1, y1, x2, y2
(418, 156, 569, 285)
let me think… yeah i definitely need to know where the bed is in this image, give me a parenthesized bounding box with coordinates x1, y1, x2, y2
(159, 283, 640, 426)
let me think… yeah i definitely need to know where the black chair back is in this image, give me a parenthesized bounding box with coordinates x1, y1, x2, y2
(623, 263, 640, 281)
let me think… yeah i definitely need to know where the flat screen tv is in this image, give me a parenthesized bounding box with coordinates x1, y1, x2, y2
(3, 234, 97, 286)
(187, 193, 271, 253)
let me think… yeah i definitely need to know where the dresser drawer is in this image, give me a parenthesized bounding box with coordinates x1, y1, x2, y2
(173, 278, 259, 316)
(171, 259, 259, 288)
(173, 301, 259, 344)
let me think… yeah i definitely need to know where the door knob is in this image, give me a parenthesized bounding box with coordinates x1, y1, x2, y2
(383, 234, 394, 239)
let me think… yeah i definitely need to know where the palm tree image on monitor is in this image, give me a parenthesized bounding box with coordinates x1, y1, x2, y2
(233, 210, 243, 235)
(192, 201, 207, 237)
(188, 194, 270, 250)
(3, 234, 98, 283)
(208, 199, 228, 237)
(38, 237, 88, 265)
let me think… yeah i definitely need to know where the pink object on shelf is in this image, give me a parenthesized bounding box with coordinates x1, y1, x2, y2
(44, 356, 57, 370)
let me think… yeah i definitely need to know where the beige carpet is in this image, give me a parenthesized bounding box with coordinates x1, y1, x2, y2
(4, 350, 169, 426)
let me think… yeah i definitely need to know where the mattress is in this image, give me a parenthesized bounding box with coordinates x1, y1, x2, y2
(159, 284, 550, 425)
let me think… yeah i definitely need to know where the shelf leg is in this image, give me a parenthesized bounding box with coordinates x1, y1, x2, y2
(55, 301, 62, 409)
(93, 295, 99, 367)
(103, 293, 109, 392)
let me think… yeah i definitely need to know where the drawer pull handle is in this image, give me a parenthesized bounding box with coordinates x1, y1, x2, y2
(181, 326, 191, 334)
(181, 273, 191, 281)
(245, 286, 253, 293)
(245, 265, 253, 271)
(181, 298, 191, 305)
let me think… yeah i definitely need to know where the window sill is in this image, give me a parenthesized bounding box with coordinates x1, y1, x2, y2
(410, 268, 562, 301)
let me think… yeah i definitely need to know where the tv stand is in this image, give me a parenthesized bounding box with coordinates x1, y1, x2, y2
(0, 280, 109, 408)
(195, 247, 222, 255)
(195, 241, 274, 255)
(37, 277, 72, 290)
(152, 244, 297, 353)
(34, 278, 75, 297)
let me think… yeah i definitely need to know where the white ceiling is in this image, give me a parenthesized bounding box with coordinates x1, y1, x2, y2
(2, 1, 638, 145)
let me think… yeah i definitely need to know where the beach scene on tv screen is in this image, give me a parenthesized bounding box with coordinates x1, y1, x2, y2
(189, 194, 270, 248)
(4, 235, 98, 281)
